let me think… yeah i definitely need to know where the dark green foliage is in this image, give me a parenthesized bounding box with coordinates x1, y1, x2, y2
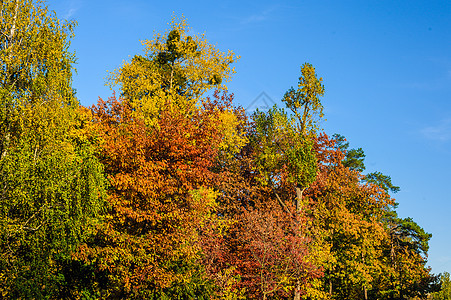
(332, 133, 348, 152)
(167, 29, 181, 57)
(123, 29, 202, 100)
(365, 171, 400, 193)
(343, 147, 366, 172)
(431, 272, 451, 299)
(370, 208, 434, 299)
(332, 134, 366, 172)
(56, 258, 108, 300)
(333, 134, 400, 193)
(393, 215, 431, 255)
(155, 260, 215, 300)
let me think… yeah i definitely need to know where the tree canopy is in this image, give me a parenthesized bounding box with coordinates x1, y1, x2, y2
(0, 1, 439, 299)
(0, 0, 106, 298)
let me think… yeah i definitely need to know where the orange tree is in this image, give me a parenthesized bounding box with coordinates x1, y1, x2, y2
(307, 133, 436, 300)
(73, 16, 243, 298)
(74, 93, 232, 298)
(305, 133, 394, 300)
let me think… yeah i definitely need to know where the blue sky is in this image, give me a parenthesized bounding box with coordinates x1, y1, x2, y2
(47, 0, 451, 274)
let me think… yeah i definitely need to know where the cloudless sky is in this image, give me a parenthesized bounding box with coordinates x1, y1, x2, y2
(47, 0, 451, 275)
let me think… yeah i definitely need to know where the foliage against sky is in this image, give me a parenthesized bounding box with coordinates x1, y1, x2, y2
(0, 0, 444, 299)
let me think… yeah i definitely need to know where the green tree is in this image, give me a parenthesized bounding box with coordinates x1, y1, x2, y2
(281, 62, 325, 215)
(252, 106, 317, 213)
(365, 171, 400, 194)
(0, 0, 106, 297)
(372, 210, 435, 300)
(332, 133, 366, 173)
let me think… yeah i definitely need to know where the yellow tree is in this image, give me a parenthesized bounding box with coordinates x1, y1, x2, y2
(109, 15, 239, 125)
(0, 0, 76, 159)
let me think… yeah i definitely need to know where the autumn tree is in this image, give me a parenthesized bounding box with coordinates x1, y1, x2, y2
(219, 63, 326, 300)
(332, 134, 435, 299)
(282, 63, 325, 213)
(0, 0, 106, 298)
(371, 209, 435, 299)
(75, 17, 244, 298)
(238, 204, 321, 299)
(77, 92, 245, 298)
(203, 128, 323, 299)
(205, 64, 326, 300)
(109, 15, 239, 125)
(0, 0, 76, 159)
(305, 134, 394, 300)
(0, 3, 437, 299)
(309, 134, 437, 300)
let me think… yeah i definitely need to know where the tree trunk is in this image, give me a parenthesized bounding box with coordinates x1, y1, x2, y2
(293, 186, 305, 300)
(0, 132, 9, 160)
(362, 252, 368, 300)
(390, 232, 396, 299)
(169, 61, 174, 91)
(294, 279, 301, 300)
(295, 186, 304, 213)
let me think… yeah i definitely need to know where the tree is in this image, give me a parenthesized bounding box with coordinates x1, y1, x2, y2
(109, 15, 239, 125)
(372, 210, 435, 300)
(431, 272, 451, 300)
(308, 134, 436, 300)
(78, 17, 243, 297)
(252, 106, 317, 213)
(307, 133, 394, 300)
(246, 63, 326, 300)
(280, 63, 325, 217)
(0, 0, 106, 298)
(0, 0, 76, 159)
(332, 133, 400, 193)
(283, 63, 325, 137)
(238, 206, 320, 300)
(204, 142, 323, 300)
(365, 171, 400, 194)
(332, 134, 366, 173)
(78, 92, 242, 298)
(283, 63, 325, 300)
